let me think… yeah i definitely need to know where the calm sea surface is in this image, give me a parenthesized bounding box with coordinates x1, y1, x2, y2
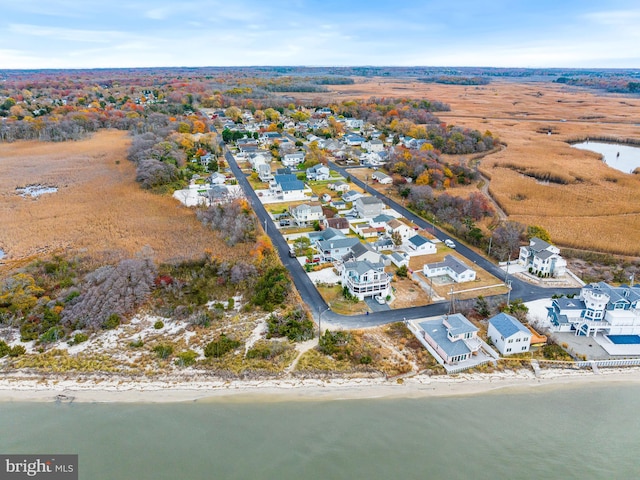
(1, 384, 639, 480)
(571, 141, 640, 173)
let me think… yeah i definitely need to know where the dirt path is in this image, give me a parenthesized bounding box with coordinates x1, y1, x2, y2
(285, 338, 319, 375)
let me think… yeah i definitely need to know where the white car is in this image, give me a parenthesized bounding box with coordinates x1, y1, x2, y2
(444, 239, 456, 249)
(374, 295, 386, 305)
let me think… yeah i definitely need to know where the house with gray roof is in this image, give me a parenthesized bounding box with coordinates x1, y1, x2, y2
(282, 152, 306, 167)
(354, 196, 384, 218)
(289, 203, 324, 227)
(341, 241, 384, 265)
(547, 282, 640, 338)
(390, 252, 410, 268)
(306, 164, 330, 181)
(417, 314, 481, 364)
(518, 237, 567, 277)
(487, 313, 532, 356)
(270, 174, 307, 201)
(407, 234, 436, 254)
(316, 237, 360, 262)
(371, 170, 392, 184)
(423, 255, 476, 283)
(342, 190, 362, 203)
(340, 260, 390, 301)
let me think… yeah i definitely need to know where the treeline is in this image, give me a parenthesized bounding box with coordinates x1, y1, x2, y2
(419, 76, 490, 86)
(555, 76, 640, 94)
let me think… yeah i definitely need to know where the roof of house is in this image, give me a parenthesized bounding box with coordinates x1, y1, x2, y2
(372, 214, 395, 224)
(343, 260, 385, 276)
(312, 228, 346, 242)
(343, 242, 377, 261)
(535, 249, 556, 260)
(418, 317, 471, 358)
(280, 180, 305, 192)
(529, 237, 552, 252)
(357, 196, 383, 205)
(342, 190, 361, 200)
(391, 252, 409, 262)
(318, 237, 360, 251)
(554, 298, 586, 310)
(326, 217, 350, 229)
(444, 313, 478, 336)
(274, 174, 298, 183)
(292, 203, 323, 215)
(489, 313, 531, 338)
(425, 255, 473, 275)
(387, 219, 406, 230)
(408, 234, 430, 247)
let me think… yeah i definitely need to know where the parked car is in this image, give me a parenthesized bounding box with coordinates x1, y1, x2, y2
(374, 295, 386, 305)
(444, 239, 456, 249)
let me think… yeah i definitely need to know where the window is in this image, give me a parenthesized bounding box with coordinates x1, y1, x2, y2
(522, 346, 527, 351)
(506, 348, 511, 353)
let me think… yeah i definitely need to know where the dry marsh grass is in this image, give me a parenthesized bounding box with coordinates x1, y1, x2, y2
(316, 79, 640, 256)
(0, 130, 255, 269)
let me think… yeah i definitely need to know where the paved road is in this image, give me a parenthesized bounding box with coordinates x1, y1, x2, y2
(217, 131, 579, 329)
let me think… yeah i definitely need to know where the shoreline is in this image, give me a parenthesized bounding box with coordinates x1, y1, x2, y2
(1, 367, 640, 403)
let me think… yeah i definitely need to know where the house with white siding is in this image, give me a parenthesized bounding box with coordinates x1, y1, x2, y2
(340, 260, 390, 300)
(487, 313, 532, 356)
(417, 314, 482, 365)
(518, 237, 567, 277)
(407, 234, 437, 254)
(289, 203, 324, 227)
(423, 255, 476, 283)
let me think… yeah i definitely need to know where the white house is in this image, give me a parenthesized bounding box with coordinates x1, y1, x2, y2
(518, 237, 567, 277)
(354, 196, 384, 219)
(385, 219, 415, 243)
(323, 217, 350, 234)
(407, 234, 437, 254)
(417, 314, 481, 365)
(487, 313, 532, 356)
(390, 252, 410, 268)
(256, 163, 273, 182)
(363, 139, 385, 153)
(341, 242, 384, 265)
(282, 152, 306, 167)
(369, 214, 395, 229)
(344, 118, 364, 129)
(270, 174, 307, 201)
(342, 190, 362, 203)
(547, 282, 640, 337)
(208, 172, 227, 185)
(289, 203, 324, 227)
(371, 171, 392, 184)
(329, 181, 350, 193)
(306, 164, 330, 181)
(423, 255, 476, 283)
(344, 133, 366, 146)
(249, 152, 270, 169)
(341, 260, 390, 301)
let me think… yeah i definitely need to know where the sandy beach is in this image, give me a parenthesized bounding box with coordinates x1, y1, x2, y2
(1, 367, 639, 403)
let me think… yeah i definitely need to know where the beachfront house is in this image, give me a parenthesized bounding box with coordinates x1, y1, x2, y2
(547, 282, 640, 337)
(518, 237, 567, 277)
(487, 313, 532, 356)
(417, 314, 482, 364)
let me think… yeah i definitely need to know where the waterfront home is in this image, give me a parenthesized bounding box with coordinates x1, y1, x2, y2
(423, 255, 476, 283)
(354, 196, 384, 218)
(518, 237, 567, 277)
(547, 282, 640, 336)
(340, 260, 390, 301)
(407, 234, 437, 254)
(417, 314, 481, 364)
(487, 313, 532, 355)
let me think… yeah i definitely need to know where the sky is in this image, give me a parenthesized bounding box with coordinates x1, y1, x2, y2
(1, 0, 640, 69)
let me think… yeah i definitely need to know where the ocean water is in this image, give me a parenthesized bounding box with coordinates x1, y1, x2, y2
(1, 384, 639, 480)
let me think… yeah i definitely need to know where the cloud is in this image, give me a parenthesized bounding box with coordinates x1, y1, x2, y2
(8, 24, 127, 43)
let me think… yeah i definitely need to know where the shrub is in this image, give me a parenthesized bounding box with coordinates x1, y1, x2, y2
(227, 298, 235, 310)
(69, 333, 89, 345)
(204, 334, 241, 358)
(0, 340, 10, 357)
(153, 320, 164, 329)
(40, 326, 65, 343)
(129, 338, 144, 348)
(396, 265, 408, 278)
(103, 314, 121, 330)
(267, 308, 314, 342)
(153, 344, 174, 359)
(251, 266, 291, 311)
(175, 350, 198, 367)
(8, 345, 26, 357)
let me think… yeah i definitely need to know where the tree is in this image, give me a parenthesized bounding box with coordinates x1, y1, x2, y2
(526, 225, 552, 243)
(391, 230, 403, 246)
(293, 236, 311, 256)
(492, 221, 525, 261)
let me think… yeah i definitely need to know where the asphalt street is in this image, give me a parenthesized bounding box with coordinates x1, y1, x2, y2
(218, 133, 579, 329)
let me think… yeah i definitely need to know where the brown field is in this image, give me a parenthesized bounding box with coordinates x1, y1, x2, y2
(0, 130, 249, 270)
(299, 78, 640, 256)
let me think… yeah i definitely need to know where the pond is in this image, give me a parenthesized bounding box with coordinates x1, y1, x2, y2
(571, 141, 640, 174)
(0, 249, 4, 260)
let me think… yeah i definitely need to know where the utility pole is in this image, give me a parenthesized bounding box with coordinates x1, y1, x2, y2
(487, 235, 493, 257)
(449, 286, 455, 314)
(506, 280, 512, 307)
